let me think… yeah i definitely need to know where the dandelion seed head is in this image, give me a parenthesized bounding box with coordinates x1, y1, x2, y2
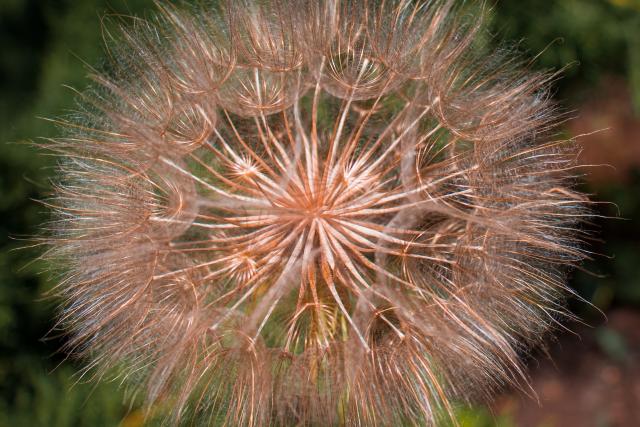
(42, 1, 591, 425)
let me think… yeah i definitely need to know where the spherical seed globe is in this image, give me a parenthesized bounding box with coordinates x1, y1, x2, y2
(43, 1, 590, 425)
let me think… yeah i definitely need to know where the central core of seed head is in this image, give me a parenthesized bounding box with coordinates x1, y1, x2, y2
(306, 206, 325, 218)
(274, 180, 337, 222)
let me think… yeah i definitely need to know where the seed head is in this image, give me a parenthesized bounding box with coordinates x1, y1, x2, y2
(43, 1, 590, 425)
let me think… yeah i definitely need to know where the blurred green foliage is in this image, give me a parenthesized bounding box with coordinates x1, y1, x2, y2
(1, 1, 638, 426)
(492, 0, 640, 107)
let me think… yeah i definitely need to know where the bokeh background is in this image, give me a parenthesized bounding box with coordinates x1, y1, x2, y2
(1, 0, 639, 426)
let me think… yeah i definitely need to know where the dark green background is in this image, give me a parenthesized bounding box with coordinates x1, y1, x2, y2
(1, 1, 639, 426)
